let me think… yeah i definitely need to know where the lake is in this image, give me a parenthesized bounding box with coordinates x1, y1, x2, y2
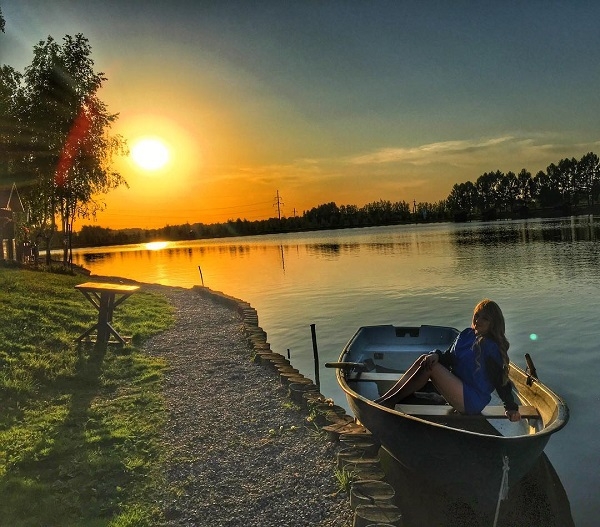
(71, 217, 599, 526)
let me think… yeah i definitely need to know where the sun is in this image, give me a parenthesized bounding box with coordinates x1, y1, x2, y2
(131, 137, 170, 171)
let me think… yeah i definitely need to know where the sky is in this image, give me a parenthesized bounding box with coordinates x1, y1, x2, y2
(1, 1, 600, 230)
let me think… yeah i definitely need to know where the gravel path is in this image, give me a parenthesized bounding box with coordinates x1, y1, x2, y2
(139, 284, 354, 527)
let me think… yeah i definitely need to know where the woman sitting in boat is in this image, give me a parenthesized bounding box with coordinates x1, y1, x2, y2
(375, 299, 521, 421)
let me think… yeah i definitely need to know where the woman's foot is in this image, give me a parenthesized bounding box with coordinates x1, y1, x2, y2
(374, 395, 399, 408)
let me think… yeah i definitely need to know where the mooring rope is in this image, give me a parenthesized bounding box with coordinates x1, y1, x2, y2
(493, 455, 510, 527)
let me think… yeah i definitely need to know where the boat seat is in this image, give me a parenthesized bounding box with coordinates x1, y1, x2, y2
(363, 345, 436, 353)
(395, 404, 540, 419)
(347, 372, 403, 381)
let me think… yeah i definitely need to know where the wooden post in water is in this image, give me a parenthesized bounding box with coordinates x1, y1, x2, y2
(198, 265, 204, 286)
(310, 323, 320, 390)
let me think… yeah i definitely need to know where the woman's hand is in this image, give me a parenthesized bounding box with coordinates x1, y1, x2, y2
(422, 352, 439, 370)
(505, 409, 521, 422)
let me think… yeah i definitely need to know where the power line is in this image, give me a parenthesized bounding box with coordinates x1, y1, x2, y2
(187, 200, 274, 212)
(94, 200, 276, 221)
(89, 206, 280, 227)
(100, 205, 271, 219)
(88, 196, 292, 228)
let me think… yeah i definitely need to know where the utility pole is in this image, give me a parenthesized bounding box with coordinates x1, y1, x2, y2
(274, 190, 284, 220)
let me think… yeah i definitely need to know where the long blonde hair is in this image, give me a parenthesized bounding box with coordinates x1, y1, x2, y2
(472, 299, 510, 383)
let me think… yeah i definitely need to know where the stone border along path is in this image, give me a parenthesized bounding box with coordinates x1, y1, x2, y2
(140, 282, 364, 527)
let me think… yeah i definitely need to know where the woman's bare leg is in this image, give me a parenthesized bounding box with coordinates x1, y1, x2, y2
(374, 359, 466, 413)
(374, 356, 432, 407)
(373, 355, 428, 405)
(429, 364, 465, 413)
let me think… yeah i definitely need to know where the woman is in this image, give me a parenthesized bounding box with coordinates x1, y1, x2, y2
(374, 299, 521, 421)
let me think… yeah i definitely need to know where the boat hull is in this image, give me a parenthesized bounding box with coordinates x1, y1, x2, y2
(346, 393, 550, 509)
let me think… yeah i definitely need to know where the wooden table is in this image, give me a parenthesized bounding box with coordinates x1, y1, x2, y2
(75, 282, 140, 347)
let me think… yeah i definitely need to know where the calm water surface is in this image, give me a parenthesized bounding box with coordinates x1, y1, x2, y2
(72, 218, 600, 526)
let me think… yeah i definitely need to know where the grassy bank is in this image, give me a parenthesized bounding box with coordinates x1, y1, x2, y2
(0, 267, 174, 526)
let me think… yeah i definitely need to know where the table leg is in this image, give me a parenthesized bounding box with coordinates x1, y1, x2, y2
(76, 323, 99, 342)
(107, 322, 127, 345)
(96, 292, 112, 348)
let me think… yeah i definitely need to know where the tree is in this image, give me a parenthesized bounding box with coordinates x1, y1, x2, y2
(340, 204, 360, 227)
(544, 161, 571, 208)
(304, 202, 341, 228)
(446, 181, 476, 220)
(0, 7, 5, 33)
(557, 157, 579, 205)
(475, 171, 503, 218)
(0, 65, 24, 185)
(516, 168, 535, 207)
(13, 34, 127, 265)
(578, 152, 600, 206)
(498, 171, 518, 212)
(392, 200, 411, 221)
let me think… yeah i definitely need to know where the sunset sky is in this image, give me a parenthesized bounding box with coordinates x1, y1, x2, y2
(2, 1, 600, 230)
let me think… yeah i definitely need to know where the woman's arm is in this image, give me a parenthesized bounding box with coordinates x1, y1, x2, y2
(433, 339, 456, 369)
(485, 356, 521, 420)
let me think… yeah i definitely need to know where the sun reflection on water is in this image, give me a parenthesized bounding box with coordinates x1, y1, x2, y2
(145, 241, 169, 251)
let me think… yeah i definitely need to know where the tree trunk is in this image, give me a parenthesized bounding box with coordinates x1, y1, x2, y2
(44, 237, 52, 265)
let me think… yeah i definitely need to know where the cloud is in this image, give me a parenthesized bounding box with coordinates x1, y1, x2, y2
(349, 136, 521, 165)
(343, 134, 600, 181)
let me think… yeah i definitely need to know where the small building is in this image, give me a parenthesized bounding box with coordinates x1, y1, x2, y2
(0, 182, 26, 261)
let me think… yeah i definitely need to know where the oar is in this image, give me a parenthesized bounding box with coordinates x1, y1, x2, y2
(325, 359, 375, 372)
(525, 353, 538, 385)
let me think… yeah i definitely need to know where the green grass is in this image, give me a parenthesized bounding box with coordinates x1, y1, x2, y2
(0, 266, 175, 526)
(334, 466, 356, 495)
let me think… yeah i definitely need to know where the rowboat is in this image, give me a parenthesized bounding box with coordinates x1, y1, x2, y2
(327, 324, 569, 512)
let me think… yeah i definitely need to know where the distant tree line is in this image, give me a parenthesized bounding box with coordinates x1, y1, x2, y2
(446, 152, 600, 221)
(72, 150, 600, 248)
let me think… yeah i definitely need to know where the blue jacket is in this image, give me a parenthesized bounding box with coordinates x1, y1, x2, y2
(436, 328, 518, 414)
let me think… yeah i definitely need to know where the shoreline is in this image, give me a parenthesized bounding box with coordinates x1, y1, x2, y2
(127, 279, 355, 526)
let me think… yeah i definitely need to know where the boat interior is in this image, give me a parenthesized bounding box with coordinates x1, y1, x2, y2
(342, 324, 552, 437)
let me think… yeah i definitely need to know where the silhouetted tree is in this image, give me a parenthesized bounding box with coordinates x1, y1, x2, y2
(446, 181, 476, 220)
(516, 168, 535, 207)
(497, 171, 518, 211)
(475, 171, 502, 218)
(304, 202, 341, 228)
(578, 152, 600, 206)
